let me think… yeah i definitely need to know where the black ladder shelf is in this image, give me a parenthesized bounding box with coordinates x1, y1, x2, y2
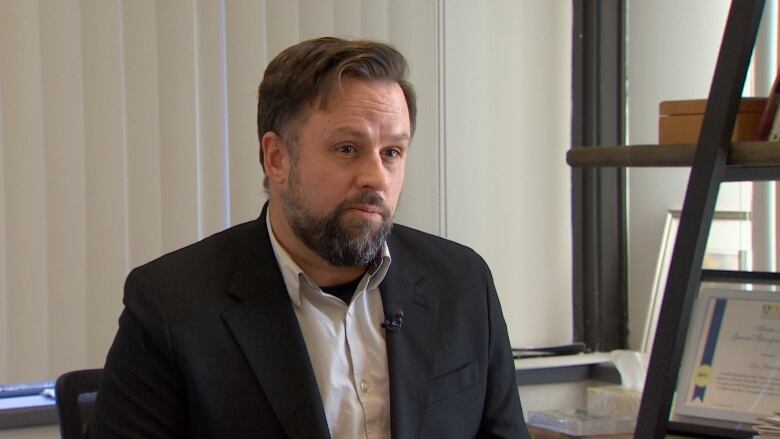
(568, 0, 780, 437)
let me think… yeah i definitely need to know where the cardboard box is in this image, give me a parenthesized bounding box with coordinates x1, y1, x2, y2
(658, 97, 767, 144)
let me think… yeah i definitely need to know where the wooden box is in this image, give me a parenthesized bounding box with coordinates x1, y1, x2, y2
(658, 98, 767, 144)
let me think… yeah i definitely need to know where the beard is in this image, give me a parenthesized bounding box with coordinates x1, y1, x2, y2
(280, 170, 393, 267)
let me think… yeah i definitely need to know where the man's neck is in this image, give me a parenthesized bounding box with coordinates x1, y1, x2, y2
(268, 202, 368, 287)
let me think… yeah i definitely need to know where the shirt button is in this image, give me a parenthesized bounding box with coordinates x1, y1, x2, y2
(360, 380, 368, 392)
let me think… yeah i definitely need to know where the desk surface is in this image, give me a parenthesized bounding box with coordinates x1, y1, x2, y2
(515, 353, 620, 386)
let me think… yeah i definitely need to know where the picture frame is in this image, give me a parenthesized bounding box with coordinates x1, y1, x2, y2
(641, 210, 751, 354)
(674, 287, 780, 424)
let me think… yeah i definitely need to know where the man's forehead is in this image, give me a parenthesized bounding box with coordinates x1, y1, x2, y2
(301, 81, 409, 126)
(325, 124, 411, 143)
(314, 78, 405, 109)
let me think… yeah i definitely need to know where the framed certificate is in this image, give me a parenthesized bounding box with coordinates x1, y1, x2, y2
(641, 210, 751, 354)
(675, 288, 780, 424)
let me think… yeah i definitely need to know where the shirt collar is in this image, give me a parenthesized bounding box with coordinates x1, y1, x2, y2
(266, 211, 391, 307)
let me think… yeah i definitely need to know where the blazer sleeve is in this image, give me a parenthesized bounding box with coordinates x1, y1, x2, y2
(478, 264, 531, 439)
(89, 268, 187, 439)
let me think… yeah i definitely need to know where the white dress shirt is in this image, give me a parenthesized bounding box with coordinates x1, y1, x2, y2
(267, 215, 392, 439)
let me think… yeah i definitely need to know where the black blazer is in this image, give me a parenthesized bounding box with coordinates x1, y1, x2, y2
(90, 205, 529, 438)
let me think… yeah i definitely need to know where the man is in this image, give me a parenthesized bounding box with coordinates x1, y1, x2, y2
(91, 37, 529, 438)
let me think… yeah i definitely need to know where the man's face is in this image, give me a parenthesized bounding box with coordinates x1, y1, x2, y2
(278, 78, 410, 267)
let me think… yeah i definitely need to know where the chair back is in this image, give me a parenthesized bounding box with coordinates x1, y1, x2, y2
(55, 369, 102, 439)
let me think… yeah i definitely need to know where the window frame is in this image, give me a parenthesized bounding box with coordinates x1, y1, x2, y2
(571, 0, 629, 351)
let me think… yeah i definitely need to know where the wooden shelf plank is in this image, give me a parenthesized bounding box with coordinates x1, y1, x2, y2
(566, 141, 780, 167)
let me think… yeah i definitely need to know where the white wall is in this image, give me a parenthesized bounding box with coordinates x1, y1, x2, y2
(443, 1, 573, 347)
(0, 0, 572, 385)
(626, 0, 754, 350)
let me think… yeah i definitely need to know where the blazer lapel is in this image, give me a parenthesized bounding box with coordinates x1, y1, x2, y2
(221, 209, 330, 439)
(381, 238, 439, 439)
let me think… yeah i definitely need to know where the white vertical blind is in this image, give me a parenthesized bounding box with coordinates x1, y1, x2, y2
(41, 0, 89, 377)
(1, 0, 51, 382)
(195, 0, 231, 237)
(225, 0, 266, 224)
(123, 0, 163, 268)
(0, 0, 441, 384)
(82, 0, 130, 369)
(0, 89, 6, 384)
(157, 0, 200, 252)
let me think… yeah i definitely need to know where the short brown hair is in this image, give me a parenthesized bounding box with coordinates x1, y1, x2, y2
(257, 37, 417, 171)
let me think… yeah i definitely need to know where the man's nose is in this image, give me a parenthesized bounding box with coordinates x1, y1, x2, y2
(356, 152, 389, 190)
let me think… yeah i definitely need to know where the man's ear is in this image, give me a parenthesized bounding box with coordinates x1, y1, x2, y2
(262, 131, 289, 185)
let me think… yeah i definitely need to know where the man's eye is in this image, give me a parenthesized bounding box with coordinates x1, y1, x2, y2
(337, 144, 355, 153)
(384, 148, 402, 158)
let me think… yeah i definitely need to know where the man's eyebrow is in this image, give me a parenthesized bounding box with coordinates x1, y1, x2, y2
(386, 133, 411, 143)
(327, 127, 410, 143)
(327, 127, 368, 138)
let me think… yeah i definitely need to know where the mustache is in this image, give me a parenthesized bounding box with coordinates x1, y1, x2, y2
(341, 193, 391, 219)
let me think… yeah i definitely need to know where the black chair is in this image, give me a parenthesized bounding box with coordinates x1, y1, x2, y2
(55, 369, 102, 439)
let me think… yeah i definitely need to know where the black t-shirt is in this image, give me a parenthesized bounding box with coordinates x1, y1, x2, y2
(320, 276, 363, 304)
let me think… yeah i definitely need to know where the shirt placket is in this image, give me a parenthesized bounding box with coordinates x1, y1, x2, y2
(345, 289, 380, 438)
(303, 280, 359, 438)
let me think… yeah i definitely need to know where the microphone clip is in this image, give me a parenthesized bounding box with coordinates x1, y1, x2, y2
(381, 310, 404, 333)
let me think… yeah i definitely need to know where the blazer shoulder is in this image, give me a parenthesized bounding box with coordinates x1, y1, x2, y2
(132, 217, 263, 283)
(389, 224, 487, 268)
